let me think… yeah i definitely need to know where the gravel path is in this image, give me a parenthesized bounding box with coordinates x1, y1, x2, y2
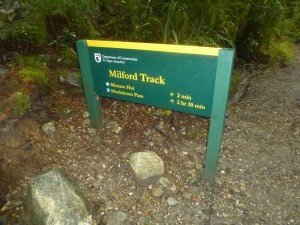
(0, 47, 299, 225)
(211, 47, 300, 224)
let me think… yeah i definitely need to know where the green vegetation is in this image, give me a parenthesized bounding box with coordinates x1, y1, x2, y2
(0, 0, 299, 114)
(270, 38, 295, 65)
(230, 71, 242, 95)
(12, 92, 31, 117)
(11, 55, 49, 86)
(0, 0, 298, 62)
(59, 48, 78, 67)
(19, 67, 48, 86)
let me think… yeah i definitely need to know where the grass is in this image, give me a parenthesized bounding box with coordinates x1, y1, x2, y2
(269, 39, 295, 65)
(10, 55, 50, 86)
(59, 48, 78, 67)
(11, 55, 45, 69)
(230, 71, 241, 95)
(19, 67, 48, 86)
(12, 92, 31, 117)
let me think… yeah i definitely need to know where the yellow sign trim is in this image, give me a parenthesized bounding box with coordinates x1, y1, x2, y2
(86, 40, 220, 56)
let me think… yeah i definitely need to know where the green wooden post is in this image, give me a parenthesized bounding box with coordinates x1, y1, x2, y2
(76, 40, 102, 129)
(203, 49, 234, 185)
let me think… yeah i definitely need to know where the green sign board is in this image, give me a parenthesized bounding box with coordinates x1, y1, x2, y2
(76, 40, 234, 185)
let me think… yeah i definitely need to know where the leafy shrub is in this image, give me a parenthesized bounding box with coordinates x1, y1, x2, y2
(0, 0, 297, 62)
(0, 0, 100, 52)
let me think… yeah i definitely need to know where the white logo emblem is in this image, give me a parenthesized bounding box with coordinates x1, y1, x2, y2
(94, 53, 102, 63)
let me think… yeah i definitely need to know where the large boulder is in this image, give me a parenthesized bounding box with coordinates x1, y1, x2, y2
(26, 168, 96, 225)
(129, 151, 164, 185)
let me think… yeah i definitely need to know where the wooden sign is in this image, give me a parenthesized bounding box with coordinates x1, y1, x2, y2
(76, 40, 234, 184)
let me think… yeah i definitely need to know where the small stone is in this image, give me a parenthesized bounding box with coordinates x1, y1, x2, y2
(145, 129, 153, 137)
(153, 212, 164, 222)
(22, 140, 36, 151)
(225, 166, 231, 173)
(170, 184, 177, 192)
(93, 180, 101, 187)
(122, 152, 129, 159)
(195, 163, 202, 170)
(82, 119, 91, 126)
(157, 120, 164, 130)
(106, 210, 134, 225)
(106, 121, 122, 133)
(138, 216, 157, 225)
(93, 136, 101, 145)
(87, 128, 97, 134)
(39, 54, 51, 62)
(183, 192, 192, 200)
(167, 197, 178, 206)
(42, 122, 56, 135)
(157, 177, 170, 188)
(129, 151, 164, 185)
(184, 161, 194, 169)
(83, 111, 89, 118)
(152, 187, 164, 198)
(59, 71, 82, 87)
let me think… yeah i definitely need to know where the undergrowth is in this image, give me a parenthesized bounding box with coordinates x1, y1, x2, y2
(0, 0, 298, 62)
(12, 92, 31, 117)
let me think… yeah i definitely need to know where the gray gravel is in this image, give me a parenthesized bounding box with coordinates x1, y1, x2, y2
(1, 47, 299, 225)
(211, 47, 300, 224)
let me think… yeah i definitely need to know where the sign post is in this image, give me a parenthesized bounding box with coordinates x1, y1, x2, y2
(76, 40, 234, 184)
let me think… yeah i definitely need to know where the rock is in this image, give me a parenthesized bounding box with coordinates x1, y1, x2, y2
(27, 168, 96, 225)
(170, 184, 177, 192)
(42, 122, 56, 135)
(0, 65, 8, 76)
(152, 212, 164, 222)
(157, 177, 170, 189)
(152, 187, 164, 198)
(106, 121, 122, 133)
(138, 216, 158, 225)
(39, 54, 51, 62)
(83, 111, 89, 118)
(129, 151, 164, 185)
(92, 136, 101, 145)
(82, 119, 91, 126)
(59, 72, 82, 87)
(167, 197, 179, 206)
(231, 77, 250, 103)
(183, 192, 192, 200)
(106, 211, 134, 225)
(157, 120, 164, 130)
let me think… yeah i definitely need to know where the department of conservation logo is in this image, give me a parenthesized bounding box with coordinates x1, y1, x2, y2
(94, 53, 102, 63)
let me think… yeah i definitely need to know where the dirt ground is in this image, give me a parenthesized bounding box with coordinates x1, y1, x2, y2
(0, 47, 299, 224)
